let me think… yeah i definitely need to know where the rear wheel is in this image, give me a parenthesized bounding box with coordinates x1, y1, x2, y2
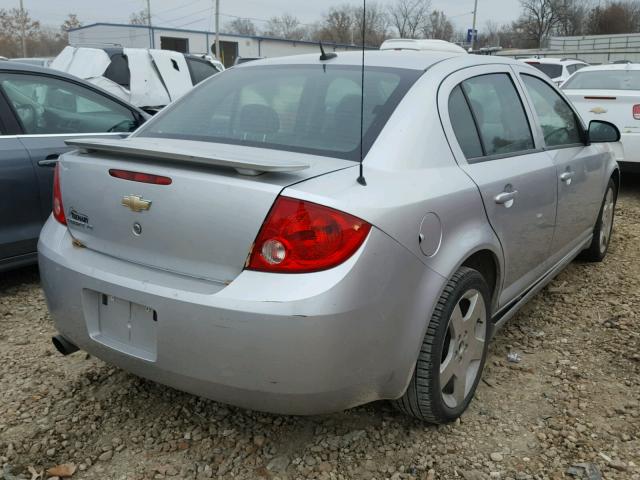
(394, 267, 490, 423)
(581, 179, 616, 262)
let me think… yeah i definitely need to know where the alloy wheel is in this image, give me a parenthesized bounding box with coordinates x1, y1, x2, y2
(439, 289, 487, 409)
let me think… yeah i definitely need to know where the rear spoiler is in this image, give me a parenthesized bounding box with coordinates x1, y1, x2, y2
(65, 137, 310, 176)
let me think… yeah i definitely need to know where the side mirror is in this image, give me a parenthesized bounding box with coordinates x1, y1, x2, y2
(588, 120, 620, 143)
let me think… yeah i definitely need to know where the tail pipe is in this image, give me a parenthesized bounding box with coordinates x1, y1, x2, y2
(52, 335, 79, 356)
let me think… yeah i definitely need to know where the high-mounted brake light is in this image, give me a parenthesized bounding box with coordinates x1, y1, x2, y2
(53, 162, 66, 225)
(109, 169, 172, 185)
(633, 104, 640, 120)
(247, 197, 371, 273)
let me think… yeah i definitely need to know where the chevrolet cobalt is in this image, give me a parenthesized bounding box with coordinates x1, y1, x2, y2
(39, 50, 620, 423)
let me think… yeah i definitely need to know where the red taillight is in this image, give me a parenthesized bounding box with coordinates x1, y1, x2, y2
(247, 197, 371, 273)
(109, 169, 172, 185)
(53, 162, 66, 225)
(633, 104, 640, 120)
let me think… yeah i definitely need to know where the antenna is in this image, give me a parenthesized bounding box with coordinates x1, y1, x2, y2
(319, 42, 337, 61)
(357, 0, 367, 186)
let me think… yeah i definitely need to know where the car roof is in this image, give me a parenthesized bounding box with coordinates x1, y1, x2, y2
(380, 39, 468, 54)
(576, 63, 640, 72)
(236, 50, 523, 71)
(0, 59, 78, 77)
(521, 57, 585, 65)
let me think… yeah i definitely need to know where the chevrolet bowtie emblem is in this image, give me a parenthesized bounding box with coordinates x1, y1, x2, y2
(590, 107, 607, 114)
(122, 195, 152, 212)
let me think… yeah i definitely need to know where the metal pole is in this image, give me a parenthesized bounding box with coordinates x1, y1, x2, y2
(19, 0, 27, 57)
(214, 0, 220, 61)
(146, 0, 154, 48)
(471, 0, 478, 52)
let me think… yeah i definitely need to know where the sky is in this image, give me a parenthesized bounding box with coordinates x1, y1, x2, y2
(0, 0, 522, 33)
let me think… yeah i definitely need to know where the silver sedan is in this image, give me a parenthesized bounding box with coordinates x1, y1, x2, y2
(39, 50, 620, 423)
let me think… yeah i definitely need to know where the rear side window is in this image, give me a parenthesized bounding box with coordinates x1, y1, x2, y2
(104, 54, 131, 88)
(186, 58, 219, 84)
(459, 73, 534, 157)
(448, 85, 483, 159)
(526, 62, 563, 79)
(522, 74, 582, 148)
(562, 69, 640, 90)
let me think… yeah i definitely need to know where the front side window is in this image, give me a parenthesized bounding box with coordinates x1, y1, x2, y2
(460, 73, 534, 157)
(522, 74, 582, 148)
(137, 64, 421, 161)
(0, 73, 139, 134)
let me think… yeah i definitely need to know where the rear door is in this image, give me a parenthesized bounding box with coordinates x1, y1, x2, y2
(0, 89, 41, 263)
(439, 65, 558, 307)
(516, 68, 606, 260)
(0, 71, 143, 221)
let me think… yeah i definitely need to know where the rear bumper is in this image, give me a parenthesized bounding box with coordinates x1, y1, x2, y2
(38, 218, 445, 415)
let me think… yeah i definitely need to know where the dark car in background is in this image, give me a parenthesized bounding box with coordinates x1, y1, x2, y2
(0, 61, 148, 272)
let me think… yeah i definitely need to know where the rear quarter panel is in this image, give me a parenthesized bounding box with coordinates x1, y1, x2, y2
(285, 64, 504, 310)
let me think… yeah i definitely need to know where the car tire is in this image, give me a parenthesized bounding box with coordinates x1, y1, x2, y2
(580, 179, 617, 262)
(394, 266, 490, 424)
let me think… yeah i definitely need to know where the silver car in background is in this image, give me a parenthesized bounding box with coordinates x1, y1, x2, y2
(39, 51, 620, 423)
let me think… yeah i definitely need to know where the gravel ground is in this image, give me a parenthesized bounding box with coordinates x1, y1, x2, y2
(1, 176, 639, 480)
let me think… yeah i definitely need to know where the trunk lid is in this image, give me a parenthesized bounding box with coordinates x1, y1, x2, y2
(565, 89, 640, 133)
(59, 138, 352, 283)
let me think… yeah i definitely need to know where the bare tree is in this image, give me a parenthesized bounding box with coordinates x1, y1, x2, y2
(425, 10, 454, 41)
(0, 8, 40, 57)
(61, 13, 81, 33)
(129, 9, 148, 26)
(353, 2, 391, 46)
(225, 18, 257, 36)
(587, 1, 640, 35)
(556, 0, 590, 36)
(388, 0, 430, 38)
(319, 5, 355, 44)
(517, 0, 563, 47)
(263, 14, 306, 40)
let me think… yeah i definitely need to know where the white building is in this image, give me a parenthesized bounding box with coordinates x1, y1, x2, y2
(68, 23, 366, 68)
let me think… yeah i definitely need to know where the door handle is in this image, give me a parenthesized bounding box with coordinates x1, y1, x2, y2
(37, 154, 60, 167)
(494, 190, 518, 206)
(560, 171, 574, 184)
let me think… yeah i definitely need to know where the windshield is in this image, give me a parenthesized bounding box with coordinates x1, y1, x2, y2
(526, 62, 563, 79)
(136, 64, 421, 161)
(562, 70, 640, 90)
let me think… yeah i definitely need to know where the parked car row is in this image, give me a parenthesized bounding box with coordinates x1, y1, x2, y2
(0, 41, 627, 423)
(51, 47, 224, 113)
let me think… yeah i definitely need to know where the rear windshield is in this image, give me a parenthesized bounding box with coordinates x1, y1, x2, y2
(526, 62, 563, 79)
(136, 64, 421, 161)
(562, 70, 640, 90)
